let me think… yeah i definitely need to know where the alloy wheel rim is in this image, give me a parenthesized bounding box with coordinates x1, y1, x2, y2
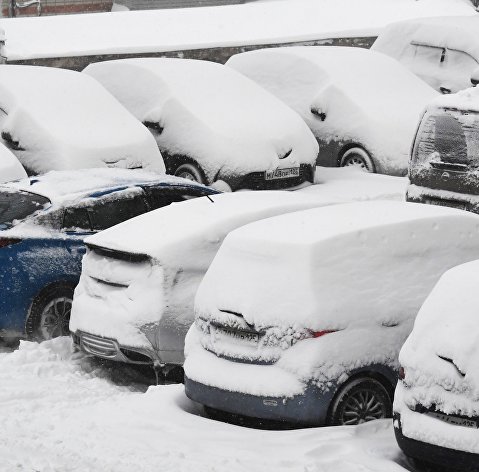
(39, 297, 72, 340)
(341, 389, 386, 425)
(344, 156, 368, 170)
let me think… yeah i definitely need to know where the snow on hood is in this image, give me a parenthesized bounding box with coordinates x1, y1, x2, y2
(227, 46, 437, 174)
(3, 168, 193, 204)
(84, 190, 336, 269)
(0, 66, 164, 175)
(0, 142, 27, 183)
(84, 58, 318, 178)
(195, 201, 479, 330)
(399, 259, 479, 417)
(428, 85, 479, 112)
(372, 16, 479, 64)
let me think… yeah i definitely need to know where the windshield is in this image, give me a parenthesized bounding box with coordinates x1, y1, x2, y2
(412, 109, 479, 167)
(0, 190, 50, 228)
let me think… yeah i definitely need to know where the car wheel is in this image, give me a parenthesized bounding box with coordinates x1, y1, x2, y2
(27, 284, 74, 342)
(174, 163, 205, 183)
(340, 148, 375, 173)
(327, 377, 392, 426)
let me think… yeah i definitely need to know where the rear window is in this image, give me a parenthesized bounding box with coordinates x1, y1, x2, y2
(0, 190, 50, 228)
(413, 109, 479, 167)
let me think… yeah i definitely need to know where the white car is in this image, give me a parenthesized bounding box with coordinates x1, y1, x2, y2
(394, 260, 479, 471)
(69, 191, 335, 370)
(372, 16, 479, 94)
(83, 58, 318, 191)
(0, 143, 27, 183)
(184, 201, 479, 426)
(226, 46, 437, 176)
(0, 65, 164, 175)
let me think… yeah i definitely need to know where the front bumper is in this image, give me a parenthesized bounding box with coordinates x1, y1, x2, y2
(394, 413, 479, 472)
(184, 375, 334, 426)
(72, 330, 154, 365)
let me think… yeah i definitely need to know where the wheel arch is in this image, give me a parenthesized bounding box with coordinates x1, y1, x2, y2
(337, 144, 375, 170)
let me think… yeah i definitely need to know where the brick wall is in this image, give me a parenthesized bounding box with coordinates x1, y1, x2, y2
(2, 0, 113, 16)
(113, 0, 245, 9)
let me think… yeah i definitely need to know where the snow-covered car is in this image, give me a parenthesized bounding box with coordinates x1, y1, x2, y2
(407, 86, 479, 213)
(0, 142, 27, 183)
(226, 46, 437, 176)
(184, 201, 479, 426)
(372, 16, 479, 94)
(0, 65, 165, 175)
(69, 191, 335, 369)
(394, 260, 479, 472)
(83, 58, 318, 191)
(0, 168, 217, 342)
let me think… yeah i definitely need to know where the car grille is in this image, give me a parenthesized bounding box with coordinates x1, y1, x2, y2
(80, 333, 118, 358)
(240, 164, 314, 190)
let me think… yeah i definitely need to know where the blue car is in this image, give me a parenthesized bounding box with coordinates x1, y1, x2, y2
(0, 168, 219, 342)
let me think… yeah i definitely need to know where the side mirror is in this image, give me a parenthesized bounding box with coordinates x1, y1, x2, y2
(311, 106, 326, 121)
(471, 67, 479, 87)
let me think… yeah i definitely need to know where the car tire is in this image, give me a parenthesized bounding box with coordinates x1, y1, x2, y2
(26, 284, 75, 342)
(339, 148, 375, 173)
(174, 162, 205, 184)
(327, 377, 392, 426)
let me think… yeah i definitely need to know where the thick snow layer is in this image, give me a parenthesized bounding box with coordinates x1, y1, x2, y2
(0, 143, 26, 183)
(427, 85, 479, 112)
(0, 66, 164, 175)
(0, 0, 474, 61)
(84, 58, 318, 181)
(372, 16, 479, 92)
(187, 201, 479, 392)
(395, 260, 479, 454)
(0, 339, 408, 472)
(227, 46, 437, 175)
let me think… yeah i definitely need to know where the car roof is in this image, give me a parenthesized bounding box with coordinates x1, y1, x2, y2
(1, 168, 215, 204)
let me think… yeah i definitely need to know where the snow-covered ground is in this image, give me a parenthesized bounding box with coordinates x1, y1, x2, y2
(0, 0, 474, 61)
(0, 338, 410, 472)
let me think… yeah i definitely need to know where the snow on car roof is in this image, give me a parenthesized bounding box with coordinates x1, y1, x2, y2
(372, 16, 479, 63)
(0, 142, 27, 183)
(3, 168, 202, 203)
(84, 58, 318, 173)
(0, 66, 164, 175)
(84, 190, 336, 268)
(0, 0, 474, 61)
(427, 85, 479, 113)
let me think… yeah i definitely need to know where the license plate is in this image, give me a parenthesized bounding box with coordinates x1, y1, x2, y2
(216, 327, 260, 344)
(427, 411, 478, 429)
(265, 167, 300, 180)
(425, 198, 466, 211)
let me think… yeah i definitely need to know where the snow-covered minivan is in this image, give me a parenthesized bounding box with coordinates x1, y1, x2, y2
(394, 260, 479, 472)
(407, 87, 479, 213)
(184, 201, 479, 426)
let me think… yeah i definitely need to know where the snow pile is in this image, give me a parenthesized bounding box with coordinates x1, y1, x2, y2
(0, 66, 164, 175)
(395, 260, 479, 454)
(0, 0, 474, 61)
(84, 58, 318, 182)
(0, 339, 406, 472)
(372, 16, 479, 92)
(427, 84, 479, 112)
(187, 201, 479, 393)
(227, 46, 437, 175)
(0, 142, 26, 183)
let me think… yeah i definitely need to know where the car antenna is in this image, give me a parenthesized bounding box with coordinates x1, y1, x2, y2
(206, 195, 215, 203)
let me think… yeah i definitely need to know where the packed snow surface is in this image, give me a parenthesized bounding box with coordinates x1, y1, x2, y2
(84, 58, 318, 181)
(227, 46, 438, 175)
(0, 0, 474, 61)
(395, 260, 479, 454)
(0, 143, 26, 183)
(0, 338, 410, 471)
(372, 16, 479, 92)
(0, 66, 164, 175)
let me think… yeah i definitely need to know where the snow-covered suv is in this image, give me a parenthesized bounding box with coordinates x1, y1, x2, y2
(184, 201, 479, 426)
(394, 260, 479, 472)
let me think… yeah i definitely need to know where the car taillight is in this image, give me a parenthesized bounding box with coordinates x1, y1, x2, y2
(0, 238, 22, 248)
(309, 329, 336, 338)
(399, 366, 406, 381)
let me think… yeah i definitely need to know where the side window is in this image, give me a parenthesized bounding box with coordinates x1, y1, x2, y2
(143, 186, 214, 210)
(62, 207, 91, 232)
(88, 194, 148, 231)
